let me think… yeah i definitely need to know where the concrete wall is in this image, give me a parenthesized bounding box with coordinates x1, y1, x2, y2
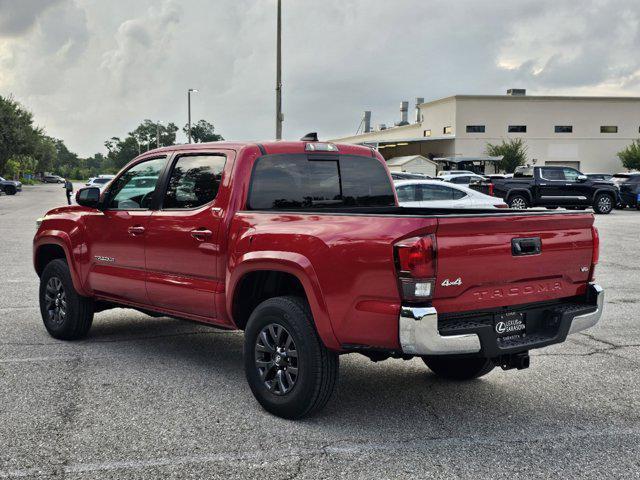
(453, 96, 640, 173)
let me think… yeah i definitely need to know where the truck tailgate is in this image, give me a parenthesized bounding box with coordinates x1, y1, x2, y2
(432, 213, 595, 313)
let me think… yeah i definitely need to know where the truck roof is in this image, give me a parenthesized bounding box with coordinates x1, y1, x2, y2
(146, 141, 376, 157)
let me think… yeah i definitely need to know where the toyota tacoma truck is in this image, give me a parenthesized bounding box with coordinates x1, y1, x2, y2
(33, 139, 603, 419)
(470, 165, 618, 213)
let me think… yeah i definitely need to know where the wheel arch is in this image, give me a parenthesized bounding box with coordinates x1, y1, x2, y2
(34, 235, 88, 296)
(227, 252, 339, 350)
(506, 189, 532, 203)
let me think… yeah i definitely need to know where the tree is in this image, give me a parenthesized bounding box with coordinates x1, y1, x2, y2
(183, 120, 224, 143)
(617, 139, 640, 171)
(485, 138, 528, 173)
(0, 95, 42, 175)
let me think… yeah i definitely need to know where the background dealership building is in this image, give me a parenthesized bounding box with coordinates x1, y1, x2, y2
(332, 90, 640, 175)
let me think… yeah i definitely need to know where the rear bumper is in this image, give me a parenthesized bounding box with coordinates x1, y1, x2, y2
(399, 283, 604, 357)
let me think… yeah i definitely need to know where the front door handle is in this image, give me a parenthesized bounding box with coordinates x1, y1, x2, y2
(128, 225, 145, 236)
(190, 228, 213, 241)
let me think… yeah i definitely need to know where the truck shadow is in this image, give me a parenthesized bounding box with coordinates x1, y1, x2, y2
(86, 313, 583, 437)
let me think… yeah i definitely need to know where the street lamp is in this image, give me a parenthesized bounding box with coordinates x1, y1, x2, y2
(156, 120, 163, 149)
(187, 88, 199, 143)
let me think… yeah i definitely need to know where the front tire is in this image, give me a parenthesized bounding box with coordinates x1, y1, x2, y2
(422, 355, 494, 380)
(39, 259, 94, 340)
(508, 194, 528, 210)
(244, 296, 339, 419)
(5, 185, 16, 195)
(593, 193, 613, 214)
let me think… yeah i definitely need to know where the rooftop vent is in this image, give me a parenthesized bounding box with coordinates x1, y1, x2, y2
(507, 89, 526, 96)
(415, 97, 424, 123)
(378, 123, 387, 131)
(363, 110, 371, 133)
(396, 101, 409, 126)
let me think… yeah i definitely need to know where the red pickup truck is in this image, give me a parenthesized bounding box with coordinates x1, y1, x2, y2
(34, 139, 603, 418)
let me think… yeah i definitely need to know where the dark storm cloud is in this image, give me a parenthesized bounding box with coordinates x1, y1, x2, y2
(0, 0, 638, 156)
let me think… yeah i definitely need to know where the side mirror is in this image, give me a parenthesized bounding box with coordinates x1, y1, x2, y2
(76, 187, 102, 209)
(577, 175, 588, 182)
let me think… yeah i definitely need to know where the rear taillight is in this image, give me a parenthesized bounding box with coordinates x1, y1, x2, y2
(494, 203, 508, 208)
(394, 235, 437, 302)
(488, 183, 494, 196)
(589, 226, 599, 282)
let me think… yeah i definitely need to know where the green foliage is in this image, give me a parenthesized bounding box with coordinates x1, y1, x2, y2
(617, 139, 640, 171)
(485, 138, 528, 173)
(183, 120, 224, 143)
(1, 94, 224, 181)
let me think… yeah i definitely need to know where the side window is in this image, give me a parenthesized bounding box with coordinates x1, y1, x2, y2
(451, 188, 467, 200)
(396, 185, 417, 202)
(541, 168, 564, 181)
(450, 176, 469, 184)
(107, 157, 166, 210)
(563, 168, 580, 182)
(162, 155, 226, 209)
(421, 184, 454, 201)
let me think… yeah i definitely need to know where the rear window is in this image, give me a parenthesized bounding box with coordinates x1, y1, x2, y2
(247, 154, 395, 210)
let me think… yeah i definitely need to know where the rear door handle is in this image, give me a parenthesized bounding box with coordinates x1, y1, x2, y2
(190, 228, 213, 241)
(128, 225, 145, 236)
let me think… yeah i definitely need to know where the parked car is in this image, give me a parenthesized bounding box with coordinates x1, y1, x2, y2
(395, 179, 507, 209)
(612, 172, 640, 209)
(34, 140, 603, 419)
(470, 165, 618, 214)
(442, 173, 487, 185)
(85, 177, 96, 186)
(390, 172, 433, 180)
(43, 175, 65, 184)
(86, 176, 115, 189)
(0, 176, 22, 195)
(436, 170, 475, 177)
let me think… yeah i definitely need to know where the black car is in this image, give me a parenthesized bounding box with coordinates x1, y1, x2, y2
(0, 176, 22, 195)
(612, 173, 640, 210)
(469, 166, 618, 214)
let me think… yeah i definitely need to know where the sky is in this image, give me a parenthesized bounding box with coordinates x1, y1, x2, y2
(0, 0, 639, 157)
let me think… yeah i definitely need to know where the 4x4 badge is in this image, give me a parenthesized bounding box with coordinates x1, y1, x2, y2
(441, 278, 462, 287)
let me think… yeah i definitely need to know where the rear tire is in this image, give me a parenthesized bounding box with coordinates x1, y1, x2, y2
(593, 193, 613, 214)
(422, 355, 494, 380)
(508, 194, 528, 210)
(39, 259, 93, 340)
(244, 296, 339, 419)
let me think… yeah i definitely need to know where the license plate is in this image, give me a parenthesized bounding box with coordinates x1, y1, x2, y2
(495, 311, 526, 339)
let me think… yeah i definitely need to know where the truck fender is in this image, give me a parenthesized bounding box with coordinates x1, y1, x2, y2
(506, 188, 533, 203)
(226, 251, 340, 350)
(33, 231, 89, 296)
(592, 188, 616, 201)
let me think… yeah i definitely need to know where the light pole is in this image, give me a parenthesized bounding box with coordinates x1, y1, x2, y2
(275, 0, 282, 139)
(188, 88, 198, 143)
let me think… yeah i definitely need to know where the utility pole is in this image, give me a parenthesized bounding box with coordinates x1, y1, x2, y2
(275, 0, 283, 140)
(156, 121, 161, 149)
(188, 88, 198, 143)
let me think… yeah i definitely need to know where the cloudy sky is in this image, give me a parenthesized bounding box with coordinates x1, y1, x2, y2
(1, 0, 639, 156)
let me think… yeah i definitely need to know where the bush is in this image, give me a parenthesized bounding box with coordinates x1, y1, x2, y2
(618, 140, 640, 171)
(485, 138, 528, 173)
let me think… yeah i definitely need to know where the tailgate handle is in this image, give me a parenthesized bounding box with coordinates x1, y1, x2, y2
(512, 237, 541, 256)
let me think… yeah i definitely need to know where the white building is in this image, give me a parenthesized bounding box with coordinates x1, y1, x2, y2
(385, 155, 438, 176)
(332, 90, 640, 174)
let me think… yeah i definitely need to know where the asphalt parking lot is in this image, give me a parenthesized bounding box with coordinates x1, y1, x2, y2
(1, 184, 639, 479)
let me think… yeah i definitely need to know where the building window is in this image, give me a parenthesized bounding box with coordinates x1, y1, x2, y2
(601, 126, 618, 133)
(423, 129, 431, 137)
(508, 125, 527, 133)
(555, 125, 573, 133)
(443, 126, 453, 135)
(466, 125, 485, 133)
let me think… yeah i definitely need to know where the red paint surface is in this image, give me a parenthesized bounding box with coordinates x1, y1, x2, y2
(34, 141, 597, 352)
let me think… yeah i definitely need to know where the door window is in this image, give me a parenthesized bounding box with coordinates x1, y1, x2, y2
(396, 185, 419, 202)
(540, 168, 565, 181)
(421, 184, 456, 201)
(562, 168, 581, 182)
(107, 157, 166, 210)
(162, 155, 227, 209)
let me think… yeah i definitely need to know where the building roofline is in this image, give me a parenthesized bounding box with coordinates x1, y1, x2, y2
(418, 94, 640, 107)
